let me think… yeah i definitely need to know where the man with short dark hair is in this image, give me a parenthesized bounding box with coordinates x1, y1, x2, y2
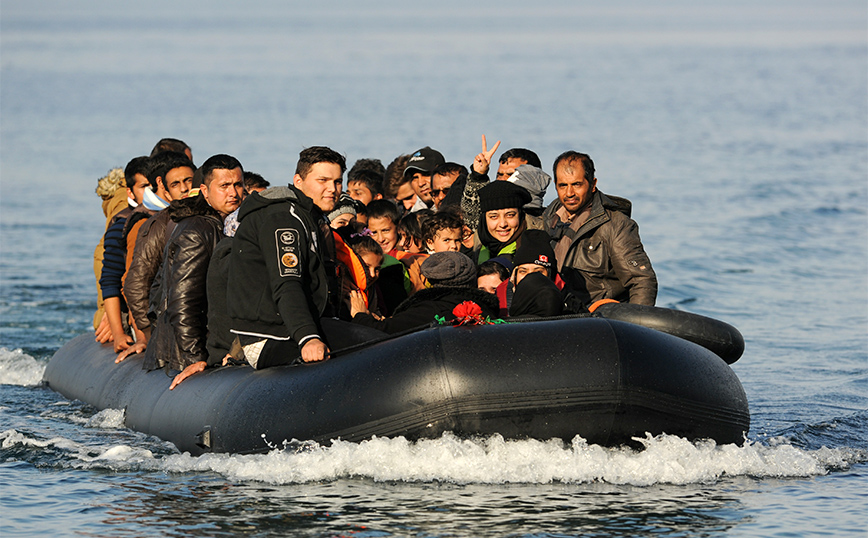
(143, 154, 244, 388)
(495, 148, 541, 181)
(404, 146, 445, 212)
(242, 171, 270, 196)
(97, 156, 152, 352)
(145, 151, 195, 208)
(430, 162, 468, 210)
(116, 152, 197, 362)
(542, 151, 657, 309)
(227, 146, 346, 367)
(150, 137, 193, 163)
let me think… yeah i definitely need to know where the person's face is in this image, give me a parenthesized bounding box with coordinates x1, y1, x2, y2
(329, 213, 355, 230)
(411, 172, 433, 204)
(347, 181, 380, 206)
(128, 173, 150, 206)
(496, 157, 528, 181)
(485, 208, 521, 243)
(359, 251, 383, 283)
(294, 162, 343, 212)
(201, 167, 244, 218)
(478, 273, 503, 295)
(461, 225, 474, 249)
(426, 227, 463, 253)
(431, 172, 458, 209)
(395, 182, 417, 211)
(162, 166, 194, 201)
(555, 160, 596, 216)
(400, 232, 424, 254)
(513, 263, 549, 286)
(368, 216, 398, 253)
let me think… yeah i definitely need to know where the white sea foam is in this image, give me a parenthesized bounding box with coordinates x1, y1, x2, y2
(166, 433, 856, 486)
(3, 427, 860, 486)
(0, 348, 46, 386)
(85, 408, 126, 429)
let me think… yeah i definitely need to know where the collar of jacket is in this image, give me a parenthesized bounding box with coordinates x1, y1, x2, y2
(544, 190, 633, 241)
(168, 194, 222, 223)
(237, 185, 315, 222)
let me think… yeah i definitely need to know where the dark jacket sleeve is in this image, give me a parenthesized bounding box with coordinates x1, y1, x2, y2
(606, 214, 658, 306)
(258, 210, 323, 346)
(351, 306, 438, 334)
(124, 214, 166, 331)
(165, 225, 220, 366)
(99, 217, 128, 300)
(205, 237, 234, 367)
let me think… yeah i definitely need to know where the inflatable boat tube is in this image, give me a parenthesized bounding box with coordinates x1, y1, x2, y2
(44, 318, 750, 456)
(593, 303, 745, 364)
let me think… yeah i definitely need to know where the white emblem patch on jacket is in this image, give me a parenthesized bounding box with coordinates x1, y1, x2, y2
(275, 228, 300, 277)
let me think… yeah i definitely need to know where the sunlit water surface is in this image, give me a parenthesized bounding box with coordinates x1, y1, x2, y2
(1, 1, 866, 536)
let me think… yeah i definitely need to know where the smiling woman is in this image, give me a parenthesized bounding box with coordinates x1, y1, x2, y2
(474, 180, 532, 263)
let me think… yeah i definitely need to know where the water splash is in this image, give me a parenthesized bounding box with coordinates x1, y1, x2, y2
(0, 348, 46, 386)
(1, 428, 863, 486)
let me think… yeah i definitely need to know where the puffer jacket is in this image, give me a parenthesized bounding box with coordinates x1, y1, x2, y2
(144, 196, 224, 372)
(542, 190, 657, 308)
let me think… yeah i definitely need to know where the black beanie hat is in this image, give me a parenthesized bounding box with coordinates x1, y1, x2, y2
(421, 252, 477, 287)
(512, 229, 556, 279)
(478, 181, 533, 214)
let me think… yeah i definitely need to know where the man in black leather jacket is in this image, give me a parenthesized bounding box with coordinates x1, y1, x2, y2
(142, 154, 244, 388)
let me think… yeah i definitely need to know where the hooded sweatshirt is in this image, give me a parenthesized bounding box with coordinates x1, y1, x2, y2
(227, 186, 334, 348)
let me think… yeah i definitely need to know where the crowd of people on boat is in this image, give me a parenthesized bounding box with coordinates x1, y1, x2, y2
(92, 136, 657, 388)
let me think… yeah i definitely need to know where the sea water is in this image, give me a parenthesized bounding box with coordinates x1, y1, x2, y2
(1, 1, 866, 536)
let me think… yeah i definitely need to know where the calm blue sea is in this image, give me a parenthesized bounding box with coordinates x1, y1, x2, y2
(2, 1, 867, 536)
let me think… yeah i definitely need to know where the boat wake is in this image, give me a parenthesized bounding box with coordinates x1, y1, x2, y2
(2, 348, 865, 486)
(1, 418, 863, 486)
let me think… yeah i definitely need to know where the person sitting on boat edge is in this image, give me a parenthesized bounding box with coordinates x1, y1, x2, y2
(142, 154, 244, 389)
(97, 156, 152, 353)
(92, 165, 135, 340)
(543, 150, 657, 309)
(349, 251, 499, 334)
(118, 151, 196, 361)
(225, 146, 345, 369)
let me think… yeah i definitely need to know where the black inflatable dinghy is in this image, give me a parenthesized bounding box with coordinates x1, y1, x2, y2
(44, 316, 749, 455)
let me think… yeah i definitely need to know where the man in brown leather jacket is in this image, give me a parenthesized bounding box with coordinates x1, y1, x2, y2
(542, 150, 657, 309)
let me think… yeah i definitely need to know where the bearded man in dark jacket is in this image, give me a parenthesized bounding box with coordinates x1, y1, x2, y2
(542, 151, 657, 309)
(143, 154, 244, 389)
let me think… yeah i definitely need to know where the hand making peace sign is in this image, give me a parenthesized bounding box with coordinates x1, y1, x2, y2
(472, 134, 501, 175)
